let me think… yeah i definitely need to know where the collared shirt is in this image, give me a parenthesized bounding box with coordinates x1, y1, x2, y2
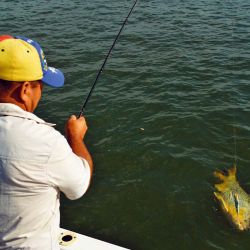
(0, 103, 91, 250)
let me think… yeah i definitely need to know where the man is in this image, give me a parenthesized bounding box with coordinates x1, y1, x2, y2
(0, 35, 93, 249)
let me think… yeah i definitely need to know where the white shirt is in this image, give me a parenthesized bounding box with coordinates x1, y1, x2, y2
(0, 103, 91, 250)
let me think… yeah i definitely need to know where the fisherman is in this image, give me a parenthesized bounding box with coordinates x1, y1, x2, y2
(0, 35, 93, 249)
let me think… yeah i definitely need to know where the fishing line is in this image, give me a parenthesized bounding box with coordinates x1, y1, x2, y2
(78, 0, 138, 118)
(231, 6, 238, 167)
(233, 125, 238, 167)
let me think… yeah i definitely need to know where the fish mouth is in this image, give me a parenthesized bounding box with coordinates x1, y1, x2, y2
(238, 223, 248, 231)
(231, 216, 249, 231)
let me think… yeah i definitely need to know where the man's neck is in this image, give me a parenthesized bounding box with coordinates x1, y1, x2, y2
(0, 98, 27, 111)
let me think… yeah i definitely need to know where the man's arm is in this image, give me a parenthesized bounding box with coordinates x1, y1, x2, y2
(65, 115, 93, 176)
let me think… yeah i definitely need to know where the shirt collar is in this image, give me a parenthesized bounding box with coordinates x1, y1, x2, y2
(0, 103, 56, 127)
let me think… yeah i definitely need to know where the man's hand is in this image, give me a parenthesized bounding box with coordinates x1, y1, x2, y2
(65, 115, 88, 142)
(65, 115, 93, 175)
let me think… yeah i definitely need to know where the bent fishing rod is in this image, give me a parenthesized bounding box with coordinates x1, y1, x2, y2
(78, 0, 138, 118)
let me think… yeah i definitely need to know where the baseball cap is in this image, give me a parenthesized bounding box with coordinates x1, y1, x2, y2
(0, 35, 64, 87)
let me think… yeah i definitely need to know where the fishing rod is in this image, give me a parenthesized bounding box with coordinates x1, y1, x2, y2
(78, 0, 138, 118)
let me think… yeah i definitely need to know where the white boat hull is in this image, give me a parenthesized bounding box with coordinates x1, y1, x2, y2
(59, 228, 129, 250)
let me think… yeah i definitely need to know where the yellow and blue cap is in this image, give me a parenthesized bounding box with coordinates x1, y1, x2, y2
(0, 35, 64, 87)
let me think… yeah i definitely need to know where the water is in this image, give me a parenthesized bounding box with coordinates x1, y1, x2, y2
(1, 0, 250, 249)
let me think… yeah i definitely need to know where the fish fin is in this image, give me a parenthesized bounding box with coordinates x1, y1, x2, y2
(233, 193, 239, 214)
(214, 192, 229, 212)
(214, 170, 227, 181)
(214, 183, 227, 192)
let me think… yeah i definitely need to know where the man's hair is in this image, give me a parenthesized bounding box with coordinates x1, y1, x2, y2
(0, 79, 16, 91)
(0, 79, 41, 92)
(0, 79, 11, 85)
(0, 80, 29, 96)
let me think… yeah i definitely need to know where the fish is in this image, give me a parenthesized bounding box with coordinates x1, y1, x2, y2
(214, 166, 250, 231)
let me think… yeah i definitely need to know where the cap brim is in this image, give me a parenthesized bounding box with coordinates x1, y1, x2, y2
(42, 67, 64, 87)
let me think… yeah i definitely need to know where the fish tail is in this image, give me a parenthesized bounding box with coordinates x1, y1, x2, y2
(228, 165, 237, 178)
(214, 166, 237, 182)
(214, 170, 227, 181)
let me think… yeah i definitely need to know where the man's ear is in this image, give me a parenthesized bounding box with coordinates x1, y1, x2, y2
(19, 81, 32, 103)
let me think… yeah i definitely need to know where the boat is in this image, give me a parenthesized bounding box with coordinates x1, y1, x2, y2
(59, 228, 130, 250)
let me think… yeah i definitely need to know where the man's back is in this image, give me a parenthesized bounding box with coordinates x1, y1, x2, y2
(0, 104, 91, 250)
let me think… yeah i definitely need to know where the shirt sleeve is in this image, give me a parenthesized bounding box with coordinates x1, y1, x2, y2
(46, 133, 91, 200)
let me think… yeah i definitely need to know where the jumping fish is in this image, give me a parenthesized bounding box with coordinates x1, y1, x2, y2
(214, 166, 250, 231)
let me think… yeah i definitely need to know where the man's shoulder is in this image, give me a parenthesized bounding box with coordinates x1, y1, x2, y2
(0, 113, 68, 162)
